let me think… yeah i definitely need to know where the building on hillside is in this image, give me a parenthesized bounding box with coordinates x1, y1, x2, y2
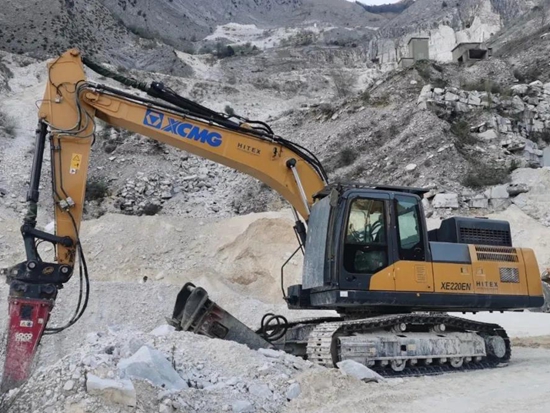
(452, 42, 492, 64)
(398, 37, 429, 68)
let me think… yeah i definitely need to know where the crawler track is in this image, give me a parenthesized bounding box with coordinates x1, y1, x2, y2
(303, 314, 511, 377)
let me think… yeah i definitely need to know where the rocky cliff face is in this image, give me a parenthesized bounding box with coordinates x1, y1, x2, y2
(0, 0, 378, 74)
(0, 0, 542, 75)
(373, 0, 535, 66)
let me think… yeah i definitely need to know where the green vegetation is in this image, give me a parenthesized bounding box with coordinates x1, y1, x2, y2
(508, 158, 521, 173)
(513, 67, 543, 83)
(337, 147, 358, 167)
(360, 90, 371, 104)
(317, 103, 336, 117)
(224, 105, 235, 116)
(460, 78, 508, 95)
(280, 30, 317, 47)
(370, 94, 391, 107)
(85, 178, 110, 202)
(414, 60, 447, 88)
(199, 42, 261, 59)
(462, 163, 510, 188)
(142, 203, 162, 216)
(0, 111, 16, 137)
(450, 120, 477, 145)
(531, 130, 550, 144)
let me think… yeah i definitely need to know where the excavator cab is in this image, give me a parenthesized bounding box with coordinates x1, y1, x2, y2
(287, 183, 544, 314)
(287, 184, 428, 311)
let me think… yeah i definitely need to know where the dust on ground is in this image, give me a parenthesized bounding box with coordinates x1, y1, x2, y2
(512, 336, 550, 349)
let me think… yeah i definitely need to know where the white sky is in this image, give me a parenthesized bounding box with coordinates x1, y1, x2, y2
(350, 0, 401, 4)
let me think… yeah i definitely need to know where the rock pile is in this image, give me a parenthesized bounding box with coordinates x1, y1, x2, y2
(418, 81, 550, 167)
(114, 167, 225, 216)
(421, 178, 532, 213)
(0, 326, 320, 413)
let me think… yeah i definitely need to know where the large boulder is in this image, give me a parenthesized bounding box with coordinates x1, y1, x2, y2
(432, 193, 459, 209)
(118, 346, 188, 391)
(337, 360, 383, 383)
(511, 95, 525, 113)
(511, 84, 528, 96)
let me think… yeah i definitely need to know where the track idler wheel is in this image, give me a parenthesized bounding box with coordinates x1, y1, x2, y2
(390, 359, 406, 372)
(485, 336, 507, 359)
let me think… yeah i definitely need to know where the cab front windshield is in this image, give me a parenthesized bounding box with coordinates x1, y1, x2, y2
(344, 199, 387, 274)
(346, 199, 386, 245)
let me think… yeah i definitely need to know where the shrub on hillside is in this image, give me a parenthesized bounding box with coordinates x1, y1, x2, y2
(224, 105, 235, 116)
(85, 178, 110, 202)
(0, 111, 16, 137)
(451, 120, 477, 145)
(461, 78, 506, 95)
(531, 130, 550, 144)
(462, 163, 510, 188)
(337, 147, 358, 167)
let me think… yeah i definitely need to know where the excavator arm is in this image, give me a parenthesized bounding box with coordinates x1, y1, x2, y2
(1, 49, 327, 391)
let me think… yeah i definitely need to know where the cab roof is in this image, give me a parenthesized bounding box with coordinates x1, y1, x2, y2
(314, 182, 429, 200)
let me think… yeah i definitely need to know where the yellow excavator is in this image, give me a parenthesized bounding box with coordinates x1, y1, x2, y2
(1, 49, 546, 391)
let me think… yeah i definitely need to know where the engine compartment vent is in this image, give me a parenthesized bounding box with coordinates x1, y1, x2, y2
(459, 227, 512, 247)
(476, 246, 518, 263)
(428, 217, 512, 247)
(499, 267, 520, 283)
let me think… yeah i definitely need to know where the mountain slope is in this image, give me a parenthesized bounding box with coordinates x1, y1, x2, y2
(97, 0, 381, 47)
(0, 0, 192, 75)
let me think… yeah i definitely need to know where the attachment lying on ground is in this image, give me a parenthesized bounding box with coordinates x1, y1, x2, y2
(168, 283, 272, 350)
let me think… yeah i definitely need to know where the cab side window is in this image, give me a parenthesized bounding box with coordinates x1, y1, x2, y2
(395, 196, 425, 261)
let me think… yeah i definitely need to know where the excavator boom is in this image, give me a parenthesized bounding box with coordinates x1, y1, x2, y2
(1, 49, 327, 391)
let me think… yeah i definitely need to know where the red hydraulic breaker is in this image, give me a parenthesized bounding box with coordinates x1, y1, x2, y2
(1, 294, 54, 392)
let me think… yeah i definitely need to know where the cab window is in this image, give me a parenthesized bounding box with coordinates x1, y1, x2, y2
(395, 196, 425, 261)
(343, 199, 388, 274)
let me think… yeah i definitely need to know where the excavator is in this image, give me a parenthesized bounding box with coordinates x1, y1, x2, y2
(0, 49, 547, 391)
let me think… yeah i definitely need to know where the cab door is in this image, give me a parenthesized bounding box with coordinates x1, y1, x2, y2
(393, 194, 434, 292)
(338, 192, 395, 291)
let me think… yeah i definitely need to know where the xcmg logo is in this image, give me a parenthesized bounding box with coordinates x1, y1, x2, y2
(143, 109, 223, 148)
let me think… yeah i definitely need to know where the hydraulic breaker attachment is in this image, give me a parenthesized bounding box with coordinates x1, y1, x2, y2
(1, 123, 71, 392)
(1, 282, 57, 392)
(168, 283, 272, 350)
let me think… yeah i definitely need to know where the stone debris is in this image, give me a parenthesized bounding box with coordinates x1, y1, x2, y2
(150, 324, 176, 337)
(258, 348, 284, 359)
(286, 382, 301, 400)
(337, 360, 384, 383)
(478, 129, 498, 141)
(1, 326, 318, 413)
(118, 345, 188, 390)
(248, 383, 272, 399)
(432, 193, 459, 209)
(488, 185, 510, 200)
(86, 374, 137, 407)
(418, 82, 550, 167)
(507, 183, 529, 197)
(470, 195, 489, 209)
(232, 400, 254, 413)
